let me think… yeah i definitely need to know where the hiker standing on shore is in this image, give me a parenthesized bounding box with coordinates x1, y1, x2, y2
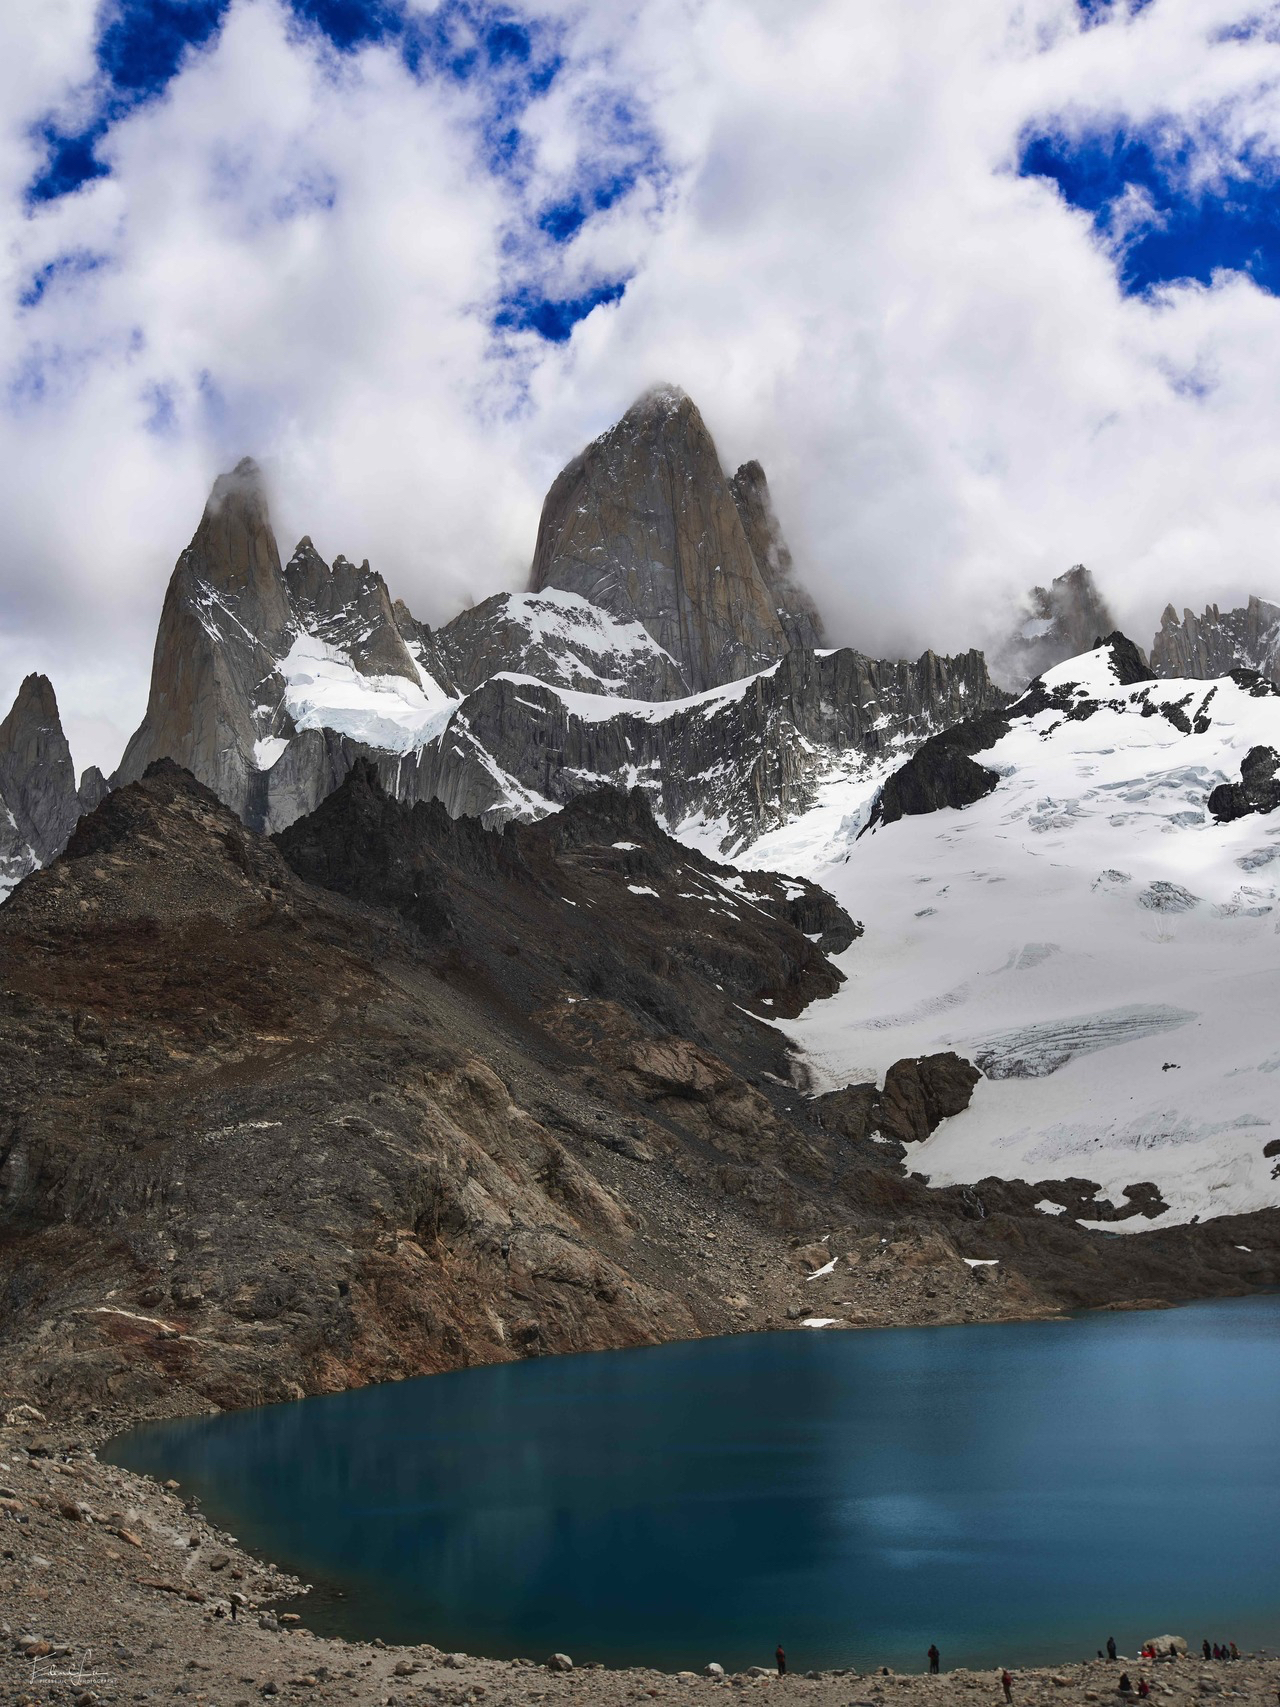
(1203, 1641, 1211, 1661)
(1001, 1669, 1013, 1702)
(928, 1645, 940, 1675)
(775, 1644, 786, 1677)
(1107, 1638, 1118, 1662)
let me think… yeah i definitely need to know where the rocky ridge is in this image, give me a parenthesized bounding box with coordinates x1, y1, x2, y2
(383, 638, 1008, 850)
(88, 406, 1010, 854)
(1151, 595, 1280, 685)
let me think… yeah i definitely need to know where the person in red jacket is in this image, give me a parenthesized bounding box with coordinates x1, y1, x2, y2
(1002, 1669, 1013, 1702)
(776, 1644, 787, 1676)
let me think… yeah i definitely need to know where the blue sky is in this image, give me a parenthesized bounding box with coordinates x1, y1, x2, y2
(1019, 121, 1280, 298)
(25, 0, 1279, 346)
(25, 0, 655, 344)
(5, 0, 1280, 770)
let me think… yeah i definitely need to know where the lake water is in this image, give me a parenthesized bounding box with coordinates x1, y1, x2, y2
(104, 1297, 1280, 1675)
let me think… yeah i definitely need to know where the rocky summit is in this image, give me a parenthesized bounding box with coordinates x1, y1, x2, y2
(995, 563, 1117, 687)
(529, 385, 793, 693)
(20, 388, 999, 857)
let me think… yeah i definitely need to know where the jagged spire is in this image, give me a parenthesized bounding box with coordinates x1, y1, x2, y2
(0, 672, 81, 866)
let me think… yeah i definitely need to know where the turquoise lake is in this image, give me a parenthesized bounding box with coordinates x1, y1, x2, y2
(103, 1296, 1280, 1675)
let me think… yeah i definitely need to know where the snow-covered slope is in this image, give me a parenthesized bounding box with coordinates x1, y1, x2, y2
(278, 631, 457, 754)
(728, 646, 1280, 1227)
(431, 588, 688, 700)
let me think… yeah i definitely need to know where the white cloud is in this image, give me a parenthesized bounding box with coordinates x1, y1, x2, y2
(3, 0, 1280, 772)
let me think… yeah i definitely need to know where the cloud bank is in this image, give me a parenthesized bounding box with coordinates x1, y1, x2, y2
(3, 0, 1280, 769)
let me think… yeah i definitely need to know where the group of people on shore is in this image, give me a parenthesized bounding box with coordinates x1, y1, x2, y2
(767, 1635, 1249, 1689)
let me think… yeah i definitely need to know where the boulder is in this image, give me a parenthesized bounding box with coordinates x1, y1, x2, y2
(865, 710, 1010, 831)
(878, 1053, 982, 1144)
(1208, 745, 1280, 823)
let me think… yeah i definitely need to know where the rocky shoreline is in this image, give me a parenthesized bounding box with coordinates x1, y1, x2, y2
(3, 1407, 1278, 1707)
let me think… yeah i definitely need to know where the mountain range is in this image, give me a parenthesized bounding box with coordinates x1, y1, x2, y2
(2, 382, 1279, 1419)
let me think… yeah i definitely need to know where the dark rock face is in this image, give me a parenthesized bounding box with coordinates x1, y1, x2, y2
(1208, 746, 1280, 823)
(812, 1053, 982, 1146)
(729, 459, 826, 653)
(1152, 596, 1280, 685)
(390, 641, 1009, 850)
(865, 708, 1010, 831)
(878, 1053, 983, 1145)
(1100, 631, 1157, 688)
(278, 761, 858, 1022)
(76, 765, 109, 814)
(113, 464, 440, 834)
(284, 538, 420, 684)
(995, 565, 1118, 687)
(0, 674, 85, 891)
(529, 387, 789, 693)
(430, 589, 688, 700)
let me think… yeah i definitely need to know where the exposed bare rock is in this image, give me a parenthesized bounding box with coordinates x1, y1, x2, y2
(1208, 744, 1280, 823)
(394, 640, 1009, 850)
(729, 459, 826, 653)
(0, 673, 81, 864)
(529, 386, 788, 693)
(284, 538, 421, 684)
(430, 588, 687, 699)
(1151, 595, 1280, 685)
(865, 708, 1010, 832)
(113, 458, 292, 827)
(878, 1053, 983, 1144)
(995, 565, 1118, 687)
(810, 1053, 981, 1146)
(276, 760, 857, 1023)
(76, 764, 109, 814)
(0, 673, 91, 896)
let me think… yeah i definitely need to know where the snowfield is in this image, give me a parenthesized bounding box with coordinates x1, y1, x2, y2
(719, 646, 1280, 1228)
(277, 631, 457, 755)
